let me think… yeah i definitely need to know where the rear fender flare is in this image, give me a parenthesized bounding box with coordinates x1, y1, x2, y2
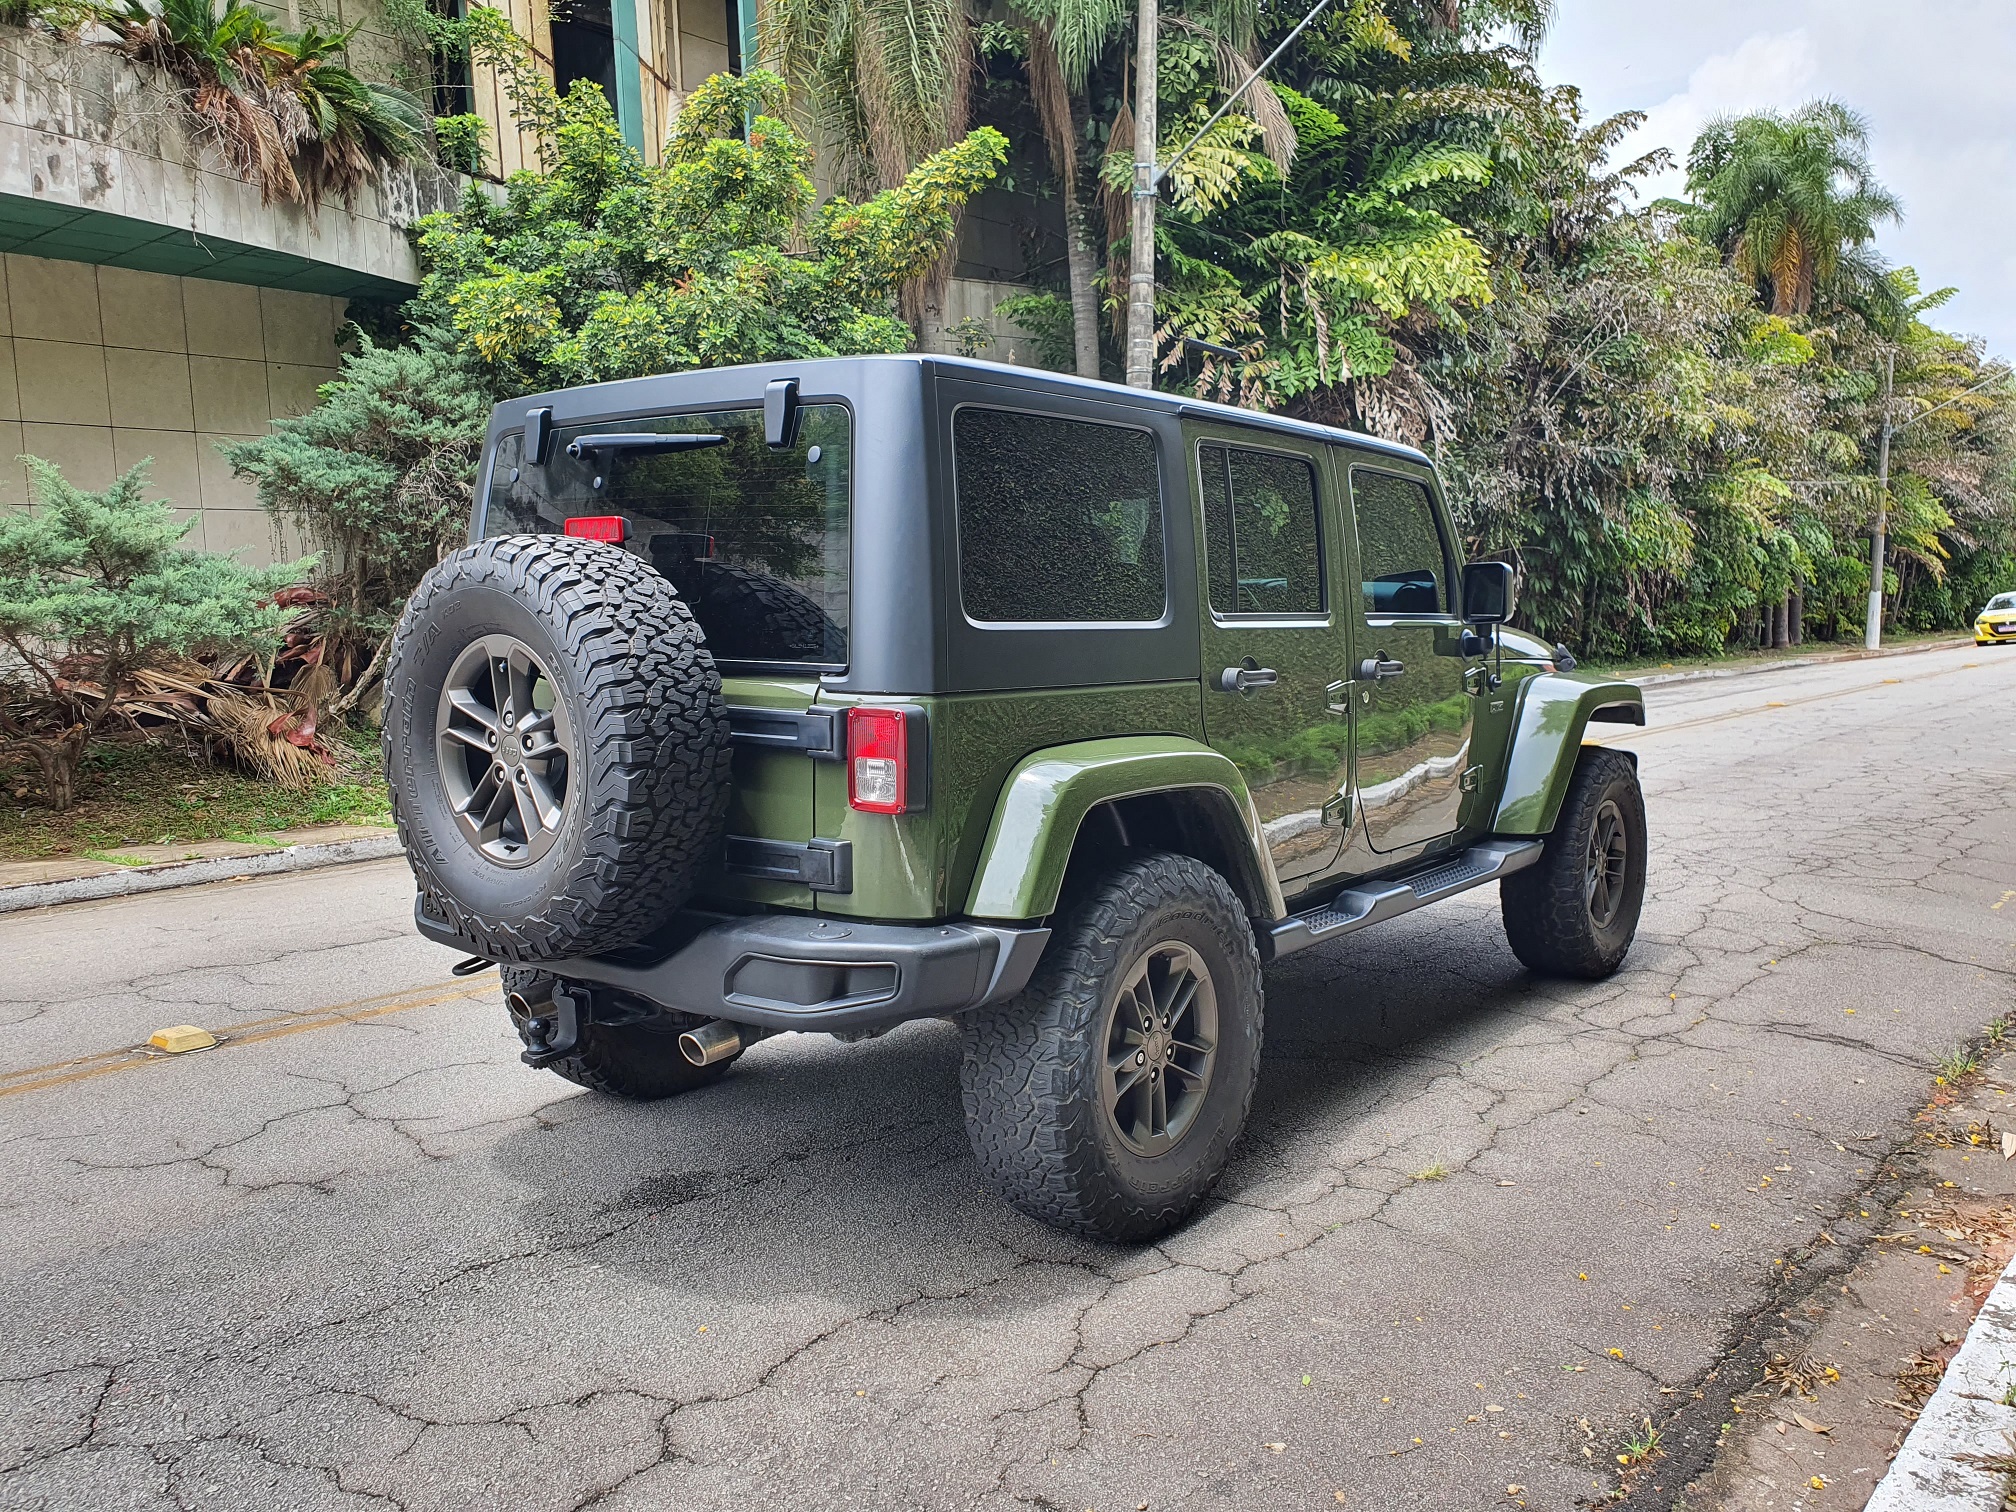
(963, 737, 1284, 922)
(1492, 673, 1645, 835)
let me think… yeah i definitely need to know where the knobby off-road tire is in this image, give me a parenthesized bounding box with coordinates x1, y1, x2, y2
(1500, 747, 1647, 979)
(384, 535, 731, 962)
(501, 967, 730, 1100)
(960, 853, 1264, 1242)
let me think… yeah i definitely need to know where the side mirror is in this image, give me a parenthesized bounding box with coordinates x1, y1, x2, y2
(1462, 560, 1516, 624)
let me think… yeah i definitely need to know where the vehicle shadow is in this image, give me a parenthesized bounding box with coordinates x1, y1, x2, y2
(487, 904, 1542, 1300)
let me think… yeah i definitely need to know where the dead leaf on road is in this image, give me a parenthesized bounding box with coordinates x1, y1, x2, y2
(2001, 1129, 2014, 1160)
(1791, 1412, 1834, 1435)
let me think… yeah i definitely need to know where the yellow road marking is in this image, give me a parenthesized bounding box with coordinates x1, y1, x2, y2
(1995, 892, 2015, 913)
(1588, 658, 1989, 745)
(0, 977, 495, 1101)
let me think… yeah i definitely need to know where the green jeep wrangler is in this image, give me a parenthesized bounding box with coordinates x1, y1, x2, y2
(386, 354, 1646, 1241)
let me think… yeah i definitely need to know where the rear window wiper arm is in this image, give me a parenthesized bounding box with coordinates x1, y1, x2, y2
(564, 433, 728, 460)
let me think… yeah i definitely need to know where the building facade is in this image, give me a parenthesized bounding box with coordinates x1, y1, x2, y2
(0, 0, 1046, 564)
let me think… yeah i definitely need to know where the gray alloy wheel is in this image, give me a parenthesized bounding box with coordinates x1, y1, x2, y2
(1584, 797, 1629, 929)
(436, 634, 574, 868)
(1099, 942, 1219, 1157)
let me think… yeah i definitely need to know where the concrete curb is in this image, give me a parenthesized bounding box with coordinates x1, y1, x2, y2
(1631, 637, 1972, 687)
(1866, 1248, 2016, 1511)
(0, 834, 406, 915)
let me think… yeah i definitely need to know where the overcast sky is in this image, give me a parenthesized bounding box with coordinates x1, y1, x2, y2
(1536, 1, 2015, 360)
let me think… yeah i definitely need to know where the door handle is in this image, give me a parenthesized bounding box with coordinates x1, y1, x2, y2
(1219, 660, 1279, 695)
(1357, 655, 1406, 682)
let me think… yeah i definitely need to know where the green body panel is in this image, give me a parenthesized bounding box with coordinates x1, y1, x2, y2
(699, 675, 822, 910)
(1489, 672, 1645, 834)
(812, 683, 1204, 922)
(963, 736, 1277, 922)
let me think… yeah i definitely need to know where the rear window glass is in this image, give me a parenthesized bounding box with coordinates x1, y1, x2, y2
(483, 405, 850, 667)
(953, 408, 1165, 624)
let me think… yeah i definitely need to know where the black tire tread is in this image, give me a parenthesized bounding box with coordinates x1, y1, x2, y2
(384, 536, 732, 962)
(1500, 747, 1646, 979)
(960, 853, 1262, 1241)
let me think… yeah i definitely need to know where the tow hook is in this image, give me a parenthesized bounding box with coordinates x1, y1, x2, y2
(509, 980, 587, 1067)
(678, 1020, 743, 1067)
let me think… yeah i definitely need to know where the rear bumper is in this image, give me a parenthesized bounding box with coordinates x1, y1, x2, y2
(415, 900, 1050, 1032)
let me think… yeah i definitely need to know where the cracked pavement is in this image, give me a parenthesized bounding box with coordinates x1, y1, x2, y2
(2, 643, 2013, 1511)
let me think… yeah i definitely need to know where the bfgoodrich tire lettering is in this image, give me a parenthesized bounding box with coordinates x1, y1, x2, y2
(960, 853, 1264, 1242)
(384, 535, 731, 962)
(1500, 747, 1647, 979)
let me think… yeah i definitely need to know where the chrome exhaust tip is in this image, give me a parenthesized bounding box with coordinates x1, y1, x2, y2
(505, 985, 554, 1020)
(678, 1020, 743, 1067)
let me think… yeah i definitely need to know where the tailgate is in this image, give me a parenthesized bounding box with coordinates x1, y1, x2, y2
(697, 675, 834, 910)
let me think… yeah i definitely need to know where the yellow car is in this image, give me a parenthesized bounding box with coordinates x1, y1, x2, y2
(1979, 591, 2016, 645)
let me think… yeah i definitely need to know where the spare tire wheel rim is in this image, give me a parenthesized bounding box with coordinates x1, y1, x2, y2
(1585, 797, 1628, 928)
(436, 634, 574, 868)
(1100, 942, 1219, 1157)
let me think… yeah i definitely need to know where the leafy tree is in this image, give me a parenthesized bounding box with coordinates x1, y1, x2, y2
(0, 459, 304, 808)
(220, 336, 490, 673)
(405, 68, 1005, 390)
(1683, 101, 1902, 316)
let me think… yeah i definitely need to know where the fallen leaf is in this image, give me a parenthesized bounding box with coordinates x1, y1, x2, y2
(1608, 1349, 1625, 1359)
(1792, 1413, 1833, 1435)
(1810, 1476, 1826, 1490)
(2002, 1130, 2014, 1160)
(1264, 1442, 1286, 1452)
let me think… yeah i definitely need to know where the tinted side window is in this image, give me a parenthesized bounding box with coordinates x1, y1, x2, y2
(1200, 444, 1324, 615)
(1352, 470, 1448, 615)
(955, 408, 1165, 624)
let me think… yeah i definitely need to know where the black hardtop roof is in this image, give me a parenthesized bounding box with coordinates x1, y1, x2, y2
(490, 353, 1434, 468)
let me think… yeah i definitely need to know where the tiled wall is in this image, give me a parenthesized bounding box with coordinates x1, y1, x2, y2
(0, 253, 345, 565)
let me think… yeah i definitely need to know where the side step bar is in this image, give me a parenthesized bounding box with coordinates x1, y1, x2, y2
(1266, 839, 1544, 960)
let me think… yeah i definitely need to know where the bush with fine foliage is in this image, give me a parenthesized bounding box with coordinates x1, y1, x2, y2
(0, 457, 305, 809)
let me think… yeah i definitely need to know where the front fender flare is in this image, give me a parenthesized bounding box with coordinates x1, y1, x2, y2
(963, 737, 1283, 921)
(1492, 673, 1645, 834)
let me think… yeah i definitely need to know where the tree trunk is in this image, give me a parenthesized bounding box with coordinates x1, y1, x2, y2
(1063, 183, 1100, 377)
(1789, 588, 1804, 646)
(1772, 595, 1789, 648)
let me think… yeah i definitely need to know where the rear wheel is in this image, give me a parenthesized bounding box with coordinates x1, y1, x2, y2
(960, 853, 1263, 1242)
(501, 967, 732, 1101)
(1500, 748, 1647, 979)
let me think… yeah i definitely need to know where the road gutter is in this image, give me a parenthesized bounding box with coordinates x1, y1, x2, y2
(1626, 636, 1972, 687)
(1866, 1251, 2016, 1511)
(0, 832, 404, 914)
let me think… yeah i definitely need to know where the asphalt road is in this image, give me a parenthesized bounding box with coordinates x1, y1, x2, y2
(3, 643, 2014, 1512)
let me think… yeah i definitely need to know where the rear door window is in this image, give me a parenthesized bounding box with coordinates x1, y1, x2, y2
(953, 407, 1165, 624)
(483, 405, 851, 668)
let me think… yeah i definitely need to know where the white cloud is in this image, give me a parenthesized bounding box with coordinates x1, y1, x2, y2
(1628, 31, 1819, 196)
(1540, 1, 2016, 358)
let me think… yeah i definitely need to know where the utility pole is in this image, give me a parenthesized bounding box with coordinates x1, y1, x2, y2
(1123, 0, 1158, 388)
(1864, 349, 1894, 650)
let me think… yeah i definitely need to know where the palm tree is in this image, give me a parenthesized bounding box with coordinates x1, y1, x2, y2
(1684, 100, 1901, 316)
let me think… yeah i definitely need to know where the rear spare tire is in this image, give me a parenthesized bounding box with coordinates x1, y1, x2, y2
(384, 535, 731, 961)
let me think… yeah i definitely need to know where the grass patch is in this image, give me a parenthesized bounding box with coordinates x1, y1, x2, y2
(0, 725, 389, 861)
(1937, 1045, 1984, 1081)
(1410, 1159, 1449, 1182)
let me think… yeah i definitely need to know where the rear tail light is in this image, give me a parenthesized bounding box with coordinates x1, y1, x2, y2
(564, 515, 628, 543)
(847, 707, 922, 814)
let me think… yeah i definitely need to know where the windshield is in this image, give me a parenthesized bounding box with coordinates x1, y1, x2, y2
(1988, 593, 2016, 612)
(483, 405, 851, 669)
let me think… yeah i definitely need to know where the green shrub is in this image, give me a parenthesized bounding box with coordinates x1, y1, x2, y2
(0, 457, 306, 809)
(433, 112, 488, 175)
